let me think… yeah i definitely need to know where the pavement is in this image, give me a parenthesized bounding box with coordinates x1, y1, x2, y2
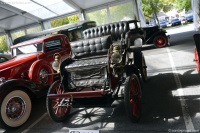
(1, 24, 200, 133)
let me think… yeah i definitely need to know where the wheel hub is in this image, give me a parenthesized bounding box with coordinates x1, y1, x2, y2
(6, 96, 26, 120)
(39, 69, 48, 83)
(158, 39, 163, 44)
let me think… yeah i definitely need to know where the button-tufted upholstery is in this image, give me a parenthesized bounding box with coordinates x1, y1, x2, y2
(83, 21, 129, 42)
(70, 35, 112, 59)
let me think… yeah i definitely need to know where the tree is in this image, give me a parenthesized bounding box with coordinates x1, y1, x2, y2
(50, 14, 79, 28)
(175, 0, 191, 12)
(142, 0, 174, 25)
(0, 36, 8, 52)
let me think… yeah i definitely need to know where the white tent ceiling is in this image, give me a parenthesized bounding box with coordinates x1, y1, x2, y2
(0, 0, 136, 34)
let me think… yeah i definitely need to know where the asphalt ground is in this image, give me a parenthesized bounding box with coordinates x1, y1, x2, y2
(1, 24, 200, 133)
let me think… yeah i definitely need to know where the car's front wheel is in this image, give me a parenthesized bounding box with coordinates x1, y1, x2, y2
(0, 90, 31, 129)
(153, 35, 168, 48)
(46, 80, 71, 122)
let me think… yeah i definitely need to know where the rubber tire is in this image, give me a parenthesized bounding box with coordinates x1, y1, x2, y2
(153, 34, 168, 48)
(0, 90, 31, 129)
(46, 80, 71, 122)
(134, 52, 147, 82)
(124, 74, 142, 123)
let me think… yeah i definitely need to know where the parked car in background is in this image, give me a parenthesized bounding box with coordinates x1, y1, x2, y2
(171, 18, 181, 26)
(0, 34, 71, 129)
(159, 20, 167, 28)
(0, 53, 12, 63)
(186, 14, 193, 22)
(180, 16, 187, 24)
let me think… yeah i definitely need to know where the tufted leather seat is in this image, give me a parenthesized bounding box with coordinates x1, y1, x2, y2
(70, 35, 112, 59)
(64, 35, 112, 87)
(83, 21, 129, 42)
(65, 35, 112, 71)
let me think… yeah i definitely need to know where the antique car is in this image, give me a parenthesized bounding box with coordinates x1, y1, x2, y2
(0, 34, 71, 129)
(83, 20, 169, 48)
(13, 20, 96, 45)
(0, 53, 12, 63)
(46, 21, 147, 123)
(142, 22, 170, 48)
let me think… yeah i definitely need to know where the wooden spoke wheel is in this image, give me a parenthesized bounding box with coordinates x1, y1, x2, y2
(46, 80, 71, 122)
(124, 74, 142, 122)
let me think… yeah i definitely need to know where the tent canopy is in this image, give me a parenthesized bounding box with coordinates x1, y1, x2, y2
(0, 0, 124, 34)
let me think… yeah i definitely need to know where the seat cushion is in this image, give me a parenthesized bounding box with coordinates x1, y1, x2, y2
(65, 56, 107, 72)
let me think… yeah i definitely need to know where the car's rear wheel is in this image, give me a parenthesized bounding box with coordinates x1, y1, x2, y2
(46, 80, 71, 122)
(153, 35, 168, 48)
(0, 90, 31, 129)
(124, 74, 142, 123)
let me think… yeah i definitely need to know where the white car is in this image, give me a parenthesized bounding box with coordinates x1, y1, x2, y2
(0, 53, 12, 63)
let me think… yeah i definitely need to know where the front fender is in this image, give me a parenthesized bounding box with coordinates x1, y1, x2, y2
(145, 30, 167, 43)
(0, 79, 49, 101)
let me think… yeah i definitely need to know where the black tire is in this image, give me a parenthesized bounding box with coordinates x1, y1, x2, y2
(134, 52, 147, 82)
(153, 34, 168, 48)
(124, 74, 142, 123)
(46, 80, 71, 122)
(0, 90, 31, 129)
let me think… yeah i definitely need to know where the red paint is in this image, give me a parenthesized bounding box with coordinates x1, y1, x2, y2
(0, 34, 71, 84)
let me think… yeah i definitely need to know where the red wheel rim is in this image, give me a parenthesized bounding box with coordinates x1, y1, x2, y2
(194, 48, 200, 72)
(129, 77, 141, 118)
(155, 36, 167, 48)
(51, 84, 70, 118)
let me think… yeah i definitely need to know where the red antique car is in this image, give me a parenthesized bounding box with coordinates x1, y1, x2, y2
(0, 34, 71, 129)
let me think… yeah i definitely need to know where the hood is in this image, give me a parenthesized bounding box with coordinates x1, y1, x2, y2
(0, 53, 43, 71)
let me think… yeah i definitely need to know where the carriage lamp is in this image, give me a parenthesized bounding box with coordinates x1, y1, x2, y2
(52, 54, 61, 73)
(111, 53, 122, 64)
(111, 45, 122, 64)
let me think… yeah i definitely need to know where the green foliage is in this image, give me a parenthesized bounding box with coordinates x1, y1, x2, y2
(11, 30, 25, 41)
(0, 36, 8, 52)
(109, 2, 134, 22)
(86, 9, 108, 25)
(142, 0, 174, 23)
(27, 26, 42, 34)
(175, 0, 191, 12)
(51, 14, 79, 28)
(86, 2, 135, 25)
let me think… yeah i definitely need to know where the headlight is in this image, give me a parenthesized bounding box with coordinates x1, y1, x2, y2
(52, 60, 60, 72)
(111, 53, 122, 64)
(134, 38, 143, 47)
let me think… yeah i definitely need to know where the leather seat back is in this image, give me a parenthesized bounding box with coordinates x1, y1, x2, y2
(70, 35, 112, 59)
(83, 21, 129, 42)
